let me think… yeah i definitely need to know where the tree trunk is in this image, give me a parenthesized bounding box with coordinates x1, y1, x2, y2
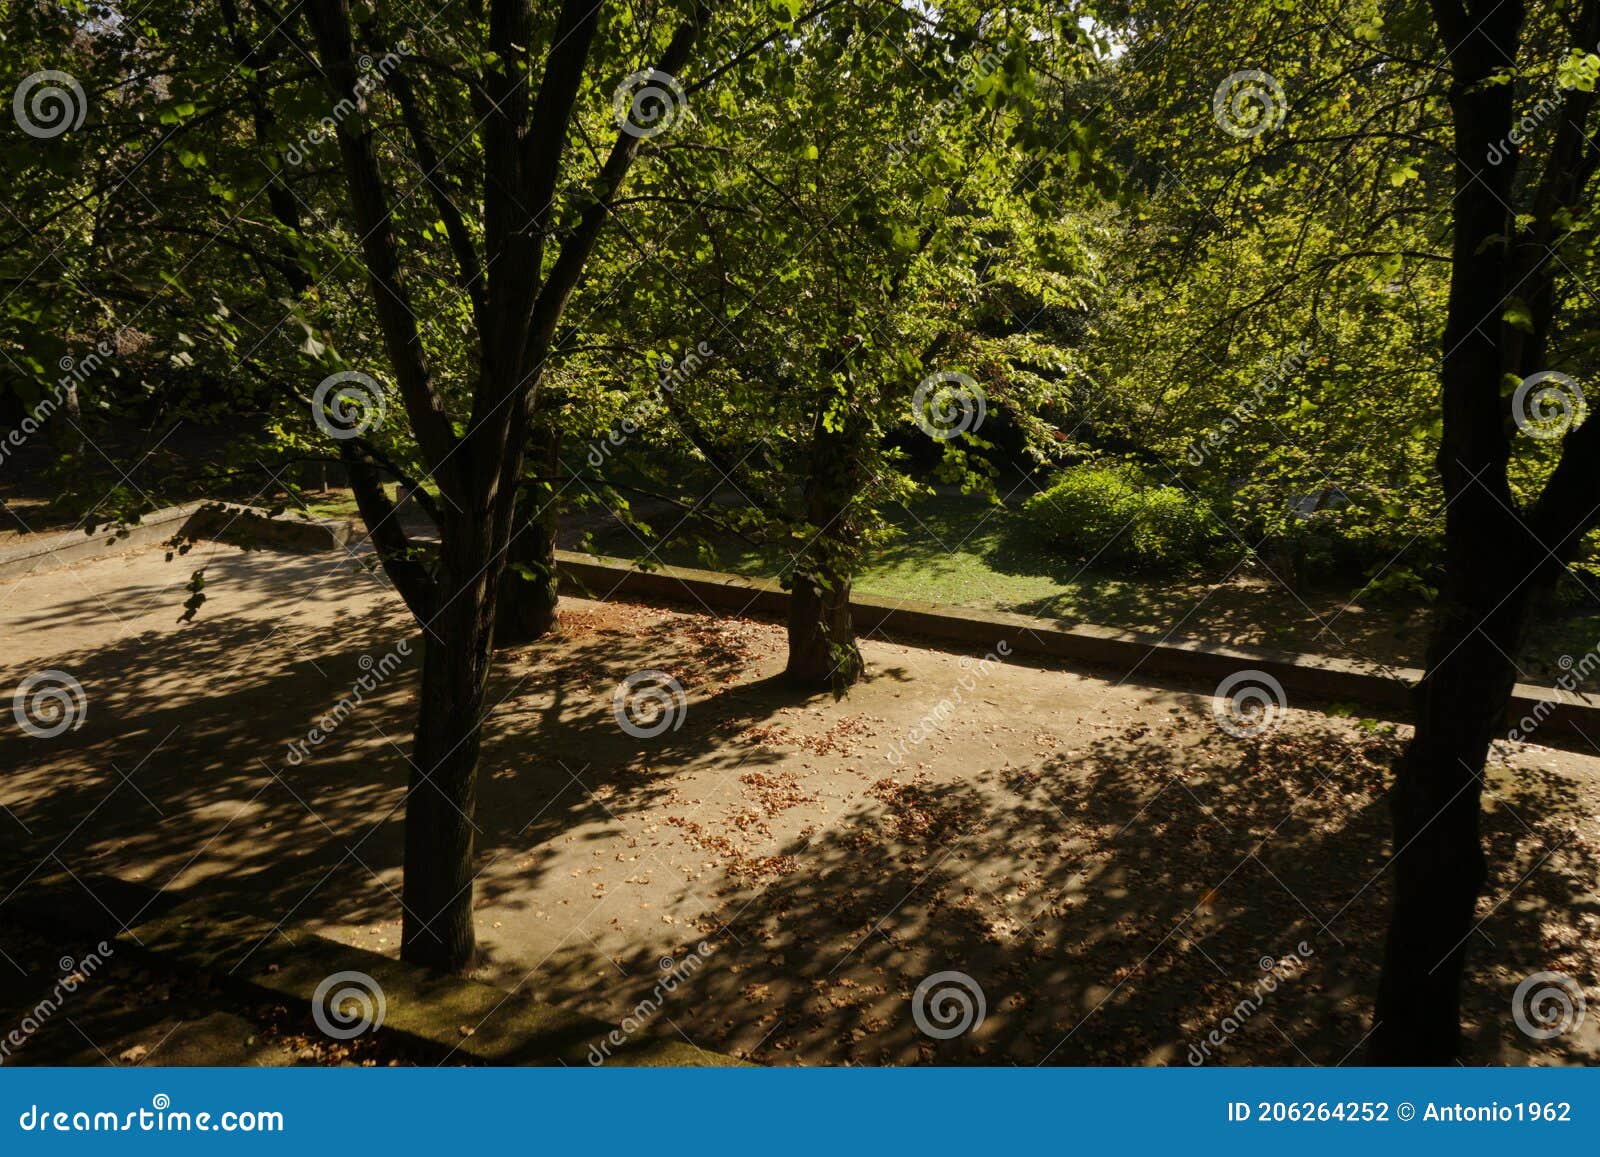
(786, 569, 862, 689)
(495, 514, 560, 644)
(399, 560, 495, 972)
(785, 415, 864, 692)
(1369, 579, 1535, 1062)
(495, 427, 561, 645)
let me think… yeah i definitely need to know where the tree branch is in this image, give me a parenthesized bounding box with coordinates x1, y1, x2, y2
(303, 0, 462, 497)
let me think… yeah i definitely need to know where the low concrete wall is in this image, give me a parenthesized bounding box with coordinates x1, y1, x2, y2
(180, 502, 352, 554)
(0, 502, 205, 581)
(0, 502, 352, 580)
(554, 549, 1600, 752)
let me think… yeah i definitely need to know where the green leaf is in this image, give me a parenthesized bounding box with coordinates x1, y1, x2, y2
(1387, 158, 1420, 186)
(1502, 298, 1535, 333)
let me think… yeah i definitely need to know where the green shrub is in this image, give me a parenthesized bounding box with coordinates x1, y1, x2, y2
(1020, 463, 1222, 572)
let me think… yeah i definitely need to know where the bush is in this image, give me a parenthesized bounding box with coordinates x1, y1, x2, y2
(1020, 463, 1222, 572)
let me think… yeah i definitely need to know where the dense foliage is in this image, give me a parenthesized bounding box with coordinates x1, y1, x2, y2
(1021, 461, 1222, 572)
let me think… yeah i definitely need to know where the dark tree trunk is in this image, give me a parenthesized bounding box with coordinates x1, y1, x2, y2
(1370, 576, 1536, 1061)
(786, 569, 862, 689)
(399, 542, 499, 972)
(1371, 0, 1530, 1062)
(495, 427, 562, 646)
(495, 515, 560, 644)
(785, 415, 865, 692)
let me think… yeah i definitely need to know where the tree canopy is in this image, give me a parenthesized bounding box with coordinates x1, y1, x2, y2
(6, 0, 1600, 1063)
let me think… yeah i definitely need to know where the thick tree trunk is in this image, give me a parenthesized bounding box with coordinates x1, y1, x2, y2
(1369, 580, 1535, 1062)
(495, 514, 559, 644)
(785, 413, 864, 692)
(495, 427, 562, 645)
(399, 559, 496, 972)
(786, 569, 862, 689)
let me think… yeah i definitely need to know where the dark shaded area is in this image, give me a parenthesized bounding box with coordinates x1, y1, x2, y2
(0, 914, 433, 1066)
(0, 547, 827, 975)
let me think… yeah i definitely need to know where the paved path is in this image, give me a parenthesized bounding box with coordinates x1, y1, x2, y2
(2, 542, 1597, 1065)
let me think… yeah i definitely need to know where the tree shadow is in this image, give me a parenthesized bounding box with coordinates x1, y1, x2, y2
(3, 546, 1596, 1067)
(0, 550, 832, 979)
(518, 721, 1600, 1066)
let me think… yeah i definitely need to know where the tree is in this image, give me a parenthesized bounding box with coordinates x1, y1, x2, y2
(1090, 0, 1600, 1060)
(1371, 0, 1600, 1063)
(285, 0, 730, 971)
(582, 2, 1100, 690)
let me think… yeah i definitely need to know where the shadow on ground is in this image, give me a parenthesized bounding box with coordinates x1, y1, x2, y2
(2, 546, 1597, 1066)
(512, 717, 1600, 1065)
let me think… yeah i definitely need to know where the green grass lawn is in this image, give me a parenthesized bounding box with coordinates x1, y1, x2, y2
(571, 488, 1600, 686)
(582, 486, 1274, 619)
(300, 478, 1599, 687)
(299, 479, 1600, 686)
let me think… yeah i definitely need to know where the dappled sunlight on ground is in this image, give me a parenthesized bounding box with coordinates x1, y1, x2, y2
(2, 543, 1597, 1065)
